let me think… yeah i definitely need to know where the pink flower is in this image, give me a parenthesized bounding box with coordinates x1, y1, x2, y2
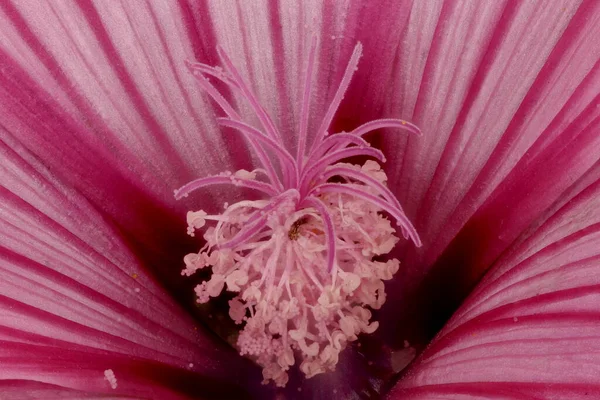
(1, 1, 599, 399)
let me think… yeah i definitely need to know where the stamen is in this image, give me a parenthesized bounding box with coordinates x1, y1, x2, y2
(174, 172, 277, 200)
(186, 64, 285, 191)
(217, 118, 298, 186)
(303, 196, 337, 274)
(177, 37, 421, 387)
(351, 118, 422, 138)
(308, 132, 371, 161)
(309, 43, 363, 155)
(311, 183, 421, 246)
(216, 47, 283, 143)
(299, 146, 386, 196)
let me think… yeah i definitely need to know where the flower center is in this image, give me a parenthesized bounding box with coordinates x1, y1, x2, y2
(176, 37, 421, 387)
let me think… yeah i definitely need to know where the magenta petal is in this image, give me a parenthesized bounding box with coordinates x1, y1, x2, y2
(388, 165, 600, 398)
(0, 344, 248, 399)
(0, 0, 256, 263)
(355, 0, 600, 348)
(0, 140, 250, 396)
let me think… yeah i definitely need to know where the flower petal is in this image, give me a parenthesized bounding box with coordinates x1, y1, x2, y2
(359, 0, 600, 347)
(0, 6, 263, 394)
(0, 137, 251, 396)
(0, 1, 259, 266)
(0, 346, 249, 399)
(388, 164, 600, 398)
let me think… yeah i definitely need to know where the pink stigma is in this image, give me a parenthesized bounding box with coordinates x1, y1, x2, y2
(176, 37, 421, 387)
